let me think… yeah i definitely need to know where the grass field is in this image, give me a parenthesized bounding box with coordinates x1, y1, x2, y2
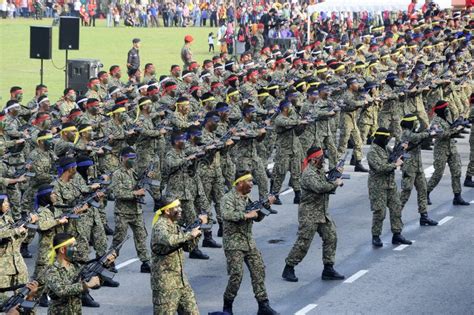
(0, 18, 219, 103)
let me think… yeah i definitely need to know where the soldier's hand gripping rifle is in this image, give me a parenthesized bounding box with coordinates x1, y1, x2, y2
(388, 142, 410, 163)
(76, 235, 130, 285)
(0, 283, 38, 313)
(245, 195, 277, 216)
(326, 151, 351, 193)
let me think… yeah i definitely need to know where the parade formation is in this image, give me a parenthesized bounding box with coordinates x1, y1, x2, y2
(0, 4, 473, 315)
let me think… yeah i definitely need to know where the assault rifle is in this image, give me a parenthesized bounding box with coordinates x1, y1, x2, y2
(450, 117, 470, 130)
(135, 163, 160, 204)
(0, 284, 37, 313)
(77, 235, 130, 283)
(12, 209, 40, 230)
(326, 151, 351, 182)
(388, 142, 410, 163)
(183, 217, 212, 232)
(245, 196, 277, 216)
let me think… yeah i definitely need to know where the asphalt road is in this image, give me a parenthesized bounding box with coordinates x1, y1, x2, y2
(26, 132, 474, 315)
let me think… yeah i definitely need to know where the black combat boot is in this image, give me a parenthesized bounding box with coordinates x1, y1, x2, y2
(257, 300, 279, 315)
(354, 161, 368, 172)
(321, 264, 345, 280)
(202, 231, 222, 248)
(347, 138, 355, 149)
(281, 264, 298, 282)
(268, 207, 278, 214)
(392, 233, 412, 245)
(217, 223, 223, 237)
(372, 235, 383, 247)
(293, 190, 301, 204)
(39, 293, 49, 307)
(420, 213, 438, 226)
(140, 261, 151, 273)
(223, 298, 233, 315)
(460, 128, 469, 134)
(20, 243, 32, 258)
(103, 224, 114, 236)
(273, 194, 282, 205)
(453, 193, 470, 206)
(453, 133, 464, 139)
(100, 275, 120, 287)
(427, 192, 432, 205)
(366, 137, 373, 145)
(81, 292, 100, 307)
(420, 138, 433, 150)
(189, 247, 209, 260)
(350, 154, 356, 166)
(464, 175, 474, 187)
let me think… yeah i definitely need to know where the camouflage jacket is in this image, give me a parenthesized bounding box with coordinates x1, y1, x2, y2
(274, 112, 302, 154)
(0, 214, 27, 282)
(367, 143, 397, 190)
(163, 147, 194, 201)
(401, 129, 430, 174)
(112, 167, 142, 215)
(46, 261, 84, 315)
(150, 216, 197, 291)
(221, 188, 264, 251)
(27, 147, 55, 188)
(300, 164, 339, 224)
(431, 116, 459, 153)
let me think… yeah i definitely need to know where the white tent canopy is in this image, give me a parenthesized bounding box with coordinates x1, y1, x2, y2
(308, 0, 452, 13)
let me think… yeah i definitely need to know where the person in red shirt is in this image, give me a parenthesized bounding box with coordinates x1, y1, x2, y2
(408, 0, 417, 16)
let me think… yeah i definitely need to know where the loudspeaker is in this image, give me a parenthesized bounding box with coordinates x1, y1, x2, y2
(68, 59, 103, 95)
(59, 17, 80, 50)
(30, 26, 52, 59)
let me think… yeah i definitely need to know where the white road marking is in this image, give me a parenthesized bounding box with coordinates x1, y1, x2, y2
(424, 166, 435, 178)
(280, 188, 294, 196)
(394, 245, 410, 251)
(294, 304, 318, 315)
(438, 216, 454, 226)
(116, 258, 140, 270)
(469, 200, 474, 204)
(344, 270, 369, 283)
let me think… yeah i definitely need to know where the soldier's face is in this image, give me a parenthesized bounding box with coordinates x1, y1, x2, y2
(50, 192, 58, 204)
(167, 206, 182, 221)
(241, 179, 253, 194)
(1, 199, 10, 213)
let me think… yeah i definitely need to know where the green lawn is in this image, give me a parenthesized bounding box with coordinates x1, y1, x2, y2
(0, 18, 219, 103)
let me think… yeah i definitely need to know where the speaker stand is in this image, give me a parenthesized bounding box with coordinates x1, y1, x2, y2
(40, 59, 44, 85)
(64, 49, 69, 88)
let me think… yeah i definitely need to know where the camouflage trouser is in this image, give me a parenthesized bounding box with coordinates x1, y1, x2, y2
(224, 249, 268, 302)
(400, 171, 428, 214)
(200, 175, 224, 223)
(272, 152, 302, 193)
(179, 200, 197, 229)
(378, 111, 402, 143)
(101, 153, 120, 174)
(358, 122, 378, 145)
(286, 216, 337, 266)
(446, 93, 460, 119)
(33, 231, 57, 283)
(427, 148, 462, 194)
(7, 185, 22, 221)
(111, 212, 149, 262)
(235, 157, 268, 199)
(0, 272, 28, 305)
(152, 285, 199, 315)
(221, 155, 236, 190)
(338, 114, 363, 160)
(468, 134, 474, 177)
(369, 187, 403, 236)
(314, 134, 338, 169)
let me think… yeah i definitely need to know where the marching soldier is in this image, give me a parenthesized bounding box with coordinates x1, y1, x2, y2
(282, 147, 345, 282)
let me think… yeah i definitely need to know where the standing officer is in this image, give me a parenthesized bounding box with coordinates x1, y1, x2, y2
(45, 233, 102, 314)
(110, 147, 151, 273)
(282, 147, 345, 282)
(426, 101, 470, 206)
(399, 114, 438, 226)
(127, 38, 141, 76)
(367, 128, 411, 247)
(221, 170, 278, 315)
(150, 197, 203, 315)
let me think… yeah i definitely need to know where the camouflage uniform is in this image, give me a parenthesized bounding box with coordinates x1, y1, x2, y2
(378, 85, 403, 143)
(367, 143, 403, 236)
(216, 121, 236, 189)
(199, 128, 225, 223)
(426, 116, 463, 194)
(164, 147, 210, 228)
(46, 261, 84, 315)
(33, 206, 65, 285)
(285, 164, 339, 266)
(467, 106, 474, 178)
(337, 90, 365, 160)
(272, 112, 304, 193)
(150, 216, 199, 315)
(233, 120, 268, 199)
(400, 129, 431, 214)
(111, 167, 150, 262)
(0, 214, 28, 303)
(23, 147, 55, 210)
(56, 100, 77, 118)
(221, 188, 268, 303)
(103, 120, 129, 173)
